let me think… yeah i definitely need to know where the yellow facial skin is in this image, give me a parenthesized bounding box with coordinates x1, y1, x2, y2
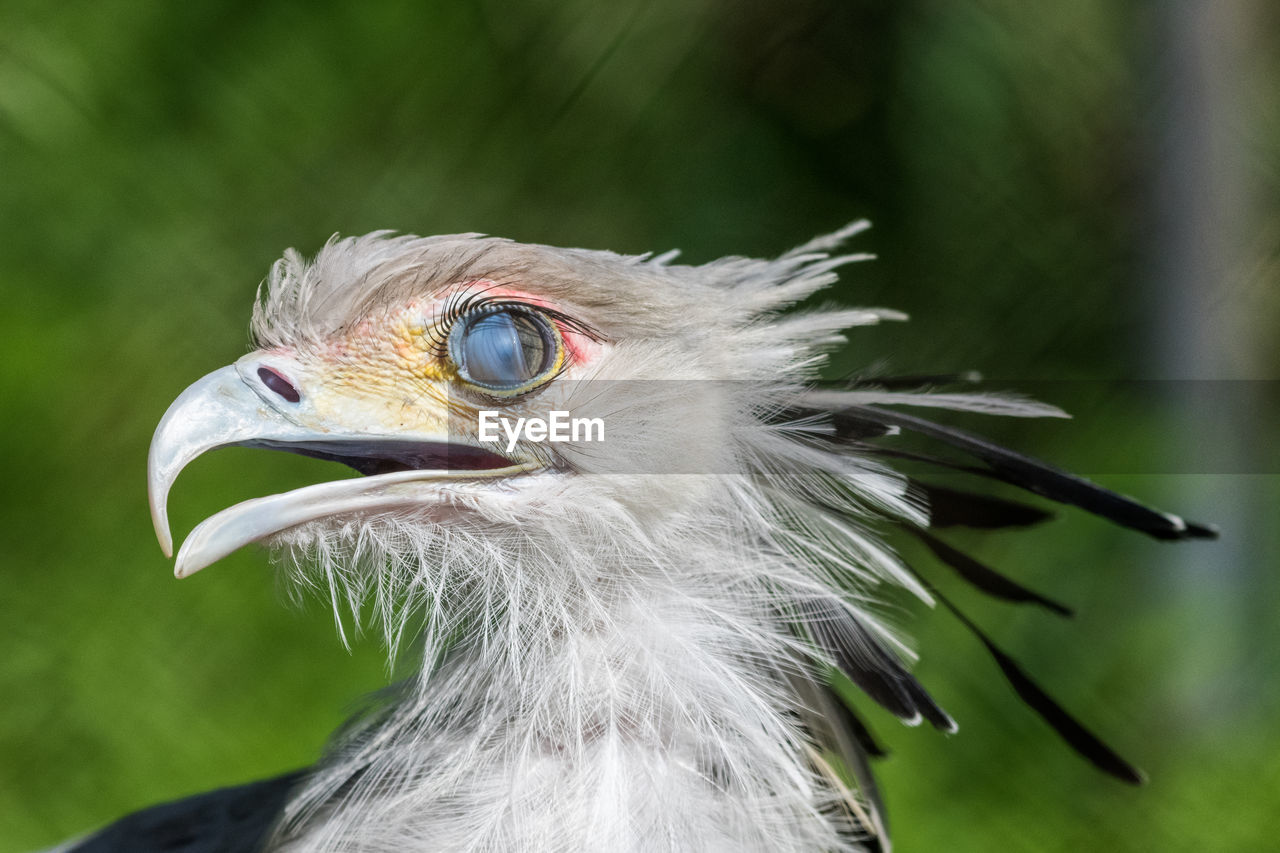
(250, 286, 582, 448)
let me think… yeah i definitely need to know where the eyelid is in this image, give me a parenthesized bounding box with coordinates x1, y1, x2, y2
(428, 290, 604, 360)
(425, 286, 509, 357)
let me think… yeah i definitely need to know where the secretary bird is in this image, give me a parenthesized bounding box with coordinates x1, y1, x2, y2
(64, 224, 1213, 852)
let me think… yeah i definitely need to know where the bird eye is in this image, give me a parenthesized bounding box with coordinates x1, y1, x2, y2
(448, 306, 561, 393)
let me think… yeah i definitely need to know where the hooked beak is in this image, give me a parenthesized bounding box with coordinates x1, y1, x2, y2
(148, 363, 532, 578)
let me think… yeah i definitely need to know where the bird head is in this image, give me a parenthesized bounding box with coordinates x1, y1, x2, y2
(148, 224, 914, 649)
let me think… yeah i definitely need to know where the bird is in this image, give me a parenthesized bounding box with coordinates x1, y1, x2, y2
(61, 223, 1214, 852)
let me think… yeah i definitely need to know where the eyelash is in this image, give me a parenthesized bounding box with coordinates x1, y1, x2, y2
(424, 285, 605, 362)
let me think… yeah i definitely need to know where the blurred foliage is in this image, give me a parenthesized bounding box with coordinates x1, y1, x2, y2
(1, 0, 1277, 850)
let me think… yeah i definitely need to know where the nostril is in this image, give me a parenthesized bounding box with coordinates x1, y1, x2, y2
(257, 366, 301, 403)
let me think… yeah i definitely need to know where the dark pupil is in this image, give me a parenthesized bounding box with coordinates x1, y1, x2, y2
(457, 310, 550, 388)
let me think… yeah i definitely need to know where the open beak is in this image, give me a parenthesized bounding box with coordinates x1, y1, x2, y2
(148, 364, 532, 578)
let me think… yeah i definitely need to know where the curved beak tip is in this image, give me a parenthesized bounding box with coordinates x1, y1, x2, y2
(148, 476, 175, 558)
(152, 504, 174, 559)
(146, 365, 257, 570)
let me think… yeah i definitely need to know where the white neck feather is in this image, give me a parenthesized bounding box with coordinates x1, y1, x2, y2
(267, 483, 876, 852)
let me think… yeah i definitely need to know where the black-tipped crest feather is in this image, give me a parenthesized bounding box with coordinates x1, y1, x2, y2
(917, 576, 1146, 785)
(905, 527, 1074, 617)
(832, 405, 1218, 541)
(910, 481, 1055, 530)
(798, 599, 956, 733)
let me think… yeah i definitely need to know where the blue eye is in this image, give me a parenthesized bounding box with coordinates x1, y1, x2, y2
(449, 307, 558, 391)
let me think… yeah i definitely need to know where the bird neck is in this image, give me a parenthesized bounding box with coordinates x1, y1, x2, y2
(273, 514, 860, 851)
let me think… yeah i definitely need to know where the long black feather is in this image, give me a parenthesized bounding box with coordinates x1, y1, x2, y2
(910, 480, 1054, 530)
(827, 409, 899, 442)
(831, 405, 1218, 541)
(805, 487, 1070, 616)
(798, 598, 956, 732)
(905, 526, 1074, 617)
(914, 576, 1146, 785)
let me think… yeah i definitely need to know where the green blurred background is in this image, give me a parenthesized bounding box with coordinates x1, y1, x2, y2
(2, 1, 1278, 850)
